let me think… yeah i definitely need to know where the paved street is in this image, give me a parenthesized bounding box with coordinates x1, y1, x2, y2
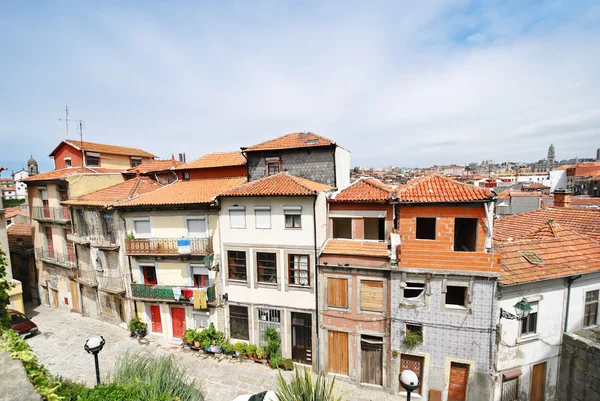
(25, 305, 399, 401)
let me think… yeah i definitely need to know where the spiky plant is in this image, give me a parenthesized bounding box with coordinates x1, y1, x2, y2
(275, 367, 347, 401)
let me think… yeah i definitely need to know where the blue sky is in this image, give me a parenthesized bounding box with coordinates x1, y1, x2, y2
(1, 1, 599, 175)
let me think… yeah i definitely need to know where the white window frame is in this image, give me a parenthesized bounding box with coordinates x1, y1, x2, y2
(229, 206, 246, 229)
(132, 217, 152, 239)
(254, 206, 271, 229)
(184, 216, 209, 238)
(64, 157, 72, 167)
(518, 301, 539, 341)
(138, 261, 160, 285)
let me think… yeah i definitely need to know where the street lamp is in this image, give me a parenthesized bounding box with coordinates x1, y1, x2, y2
(500, 298, 532, 321)
(84, 336, 105, 385)
(399, 369, 420, 401)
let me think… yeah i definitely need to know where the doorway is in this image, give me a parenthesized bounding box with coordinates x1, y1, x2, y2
(448, 362, 470, 401)
(70, 280, 80, 312)
(361, 336, 383, 385)
(327, 330, 348, 375)
(171, 307, 186, 339)
(291, 312, 312, 364)
(530, 362, 546, 401)
(150, 305, 162, 333)
(51, 289, 59, 308)
(400, 354, 424, 394)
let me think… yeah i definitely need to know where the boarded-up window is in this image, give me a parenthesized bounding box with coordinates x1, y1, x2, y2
(327, 278, 348, 308)
(360, 280, 384, 312)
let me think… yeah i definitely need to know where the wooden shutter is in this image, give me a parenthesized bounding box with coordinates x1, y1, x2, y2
(327, 277, 348, 308)
(328, 331, 349, 375)
(360, 280, 384, 312)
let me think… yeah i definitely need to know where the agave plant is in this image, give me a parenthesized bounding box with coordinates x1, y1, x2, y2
(275, 367, 347, 401)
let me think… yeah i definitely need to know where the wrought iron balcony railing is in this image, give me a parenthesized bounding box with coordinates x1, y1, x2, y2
(97, 274, 126, 294)
(31, 206, 71, 223)
(130, 283, 215, 304)
(35, 247, 77, 268)
(125, 237, 212, 256)
(76, 267, 98, 287)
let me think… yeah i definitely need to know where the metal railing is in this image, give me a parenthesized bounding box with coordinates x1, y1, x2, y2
(77, 267, 98, 286)
(125, 237, 212, 255)
(97, 275, 126, 293)
(35, 247, 77, 268)
(31, 206, 71, 222)
(130, 283, 215, 303)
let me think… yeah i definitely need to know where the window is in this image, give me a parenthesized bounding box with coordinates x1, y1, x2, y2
(284, 206, 302, 228)
(183, 171, 190, 181)
(102, 213, 114, 242)
(142, 265, 157, 285)
(406, 324, 423, 337)
(64, 158, 72, 167)
(76, 209, 87, 236)
(186, 217, 208, 238)
(258, 309, 281, 345)
(289, 254, 310, 286)
(229, 207, 246, 229)
(228, 251, 247, 281)
(360, 280, 384, 312)
(130, 157, 142, 167)
(192, 264, 209, 287)
(133, 218, 151, 238)
(501, 377, 519, 401)
(521, 302, 538, 335)
(416, 218, 436, 240)
(445, 286, 467, 307)
(585, 290, 599, 327)
(229, 305, 249, 340)
(257, 252, 277, 283)
(404, 282, 425, 299)
(85, 152, 101, 167)
(193, 312, 209, 329)
(454, 218, 478, 252)
(364, 217, 385, 240)
(5, 219, 11, 226)
(254, 206, 271, 229)
(327, 277, 348, 308)
(332, 218, 352, 239)
(266, 157, 281, 176)
(45, 227, 54, 252)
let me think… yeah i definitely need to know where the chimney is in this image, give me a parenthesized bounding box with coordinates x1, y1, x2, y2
(178, 153, 184, 162)
(553, 189, 572, 208)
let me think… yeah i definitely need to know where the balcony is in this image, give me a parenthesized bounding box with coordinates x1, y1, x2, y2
(130, 283, 215, 305)
(125, 237, 212, 256)
(35, 247, 77, 269)
(31, 206, 71, 224)
(97, 274, 126, 294)
(76, 266, 97, 287)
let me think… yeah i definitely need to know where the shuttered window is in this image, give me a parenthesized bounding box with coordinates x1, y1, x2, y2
(186, 217, 207, 238)
(229, 208, 246, 229)
(255, 206, 271, 229)
(133, 218, 151, 238)
(327, 277, 348, 308)
(360, 280, 384, 312)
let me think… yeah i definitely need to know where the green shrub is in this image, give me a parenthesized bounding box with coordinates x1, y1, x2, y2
(78, 383, 173, 401)
(269, 353, 283, 369)
(402, 331, 423, 348)
(54, 376, 88, 400)
(246, 344, 257, 357)
(0, 249, 13, 329)
(233, 342, 246, 354)
(264, 328, 280, 358)
(127, 315, 147, 333)
(282, 358, 295, 371)
(222, 341, 234, 354)
(256, 346, 267, 359)
(275, 367, 347, 401)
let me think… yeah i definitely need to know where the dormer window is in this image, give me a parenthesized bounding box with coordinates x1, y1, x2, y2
(64, 158, 72, 167)
(266, 157, 281, 176)
(85, 152, 101, 167)
(130, 157, 142, 167)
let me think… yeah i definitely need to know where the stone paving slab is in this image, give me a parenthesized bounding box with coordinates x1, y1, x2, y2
(25, 305, 399, 401)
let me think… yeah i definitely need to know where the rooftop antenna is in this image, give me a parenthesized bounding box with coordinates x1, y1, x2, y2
(58, 105, 71, 138)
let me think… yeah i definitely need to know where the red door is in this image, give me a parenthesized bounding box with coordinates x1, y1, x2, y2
(150, 305, 162, 333)
(171, 307, 186, 339)
(60, 192, 70, 219)
(45, 227, 54, 257)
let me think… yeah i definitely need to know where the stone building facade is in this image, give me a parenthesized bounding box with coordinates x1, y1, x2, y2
(557, 328, 600, 401)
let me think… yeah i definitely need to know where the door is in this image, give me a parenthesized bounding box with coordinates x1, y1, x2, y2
(291, 312, 312, 364)
(65, 229, 75, 264)
(60, 192, 70, 219)
(531, 362, 546, 401)
(150, 305, 162, 333)
(449, 362, 470, 401)
(51, 289, 59, 308)
(327, 331, 348, 375)
(400, 354, 424, 394)
(45, 227, 54, 257)
(361, 336, 383, 385)
(171, 307, 186, 339)
(70, 280, 80, 312)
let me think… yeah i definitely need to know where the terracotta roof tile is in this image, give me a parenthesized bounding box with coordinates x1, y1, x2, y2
(496, 190, 542, 199)
(222, 173, 331, 197)
(495, 222, 600, 285)
(243, 132, 346, 152)
(175, 151, 247, 170)
(4, 207, 26, 219)
(119, 177, 246, 206)
(50, 139, 155, 158)
(396, 174, 493, 203)
(572, 197, 600, 206)
(7, 223, 33, 252)
(494, 207, 600, 242)
(321, 239, 389, 258)
(126, 159, 185, 174)
(62, 177, 164, 207)
(331, 177, 394, 203)
(22, 167, 124, 182)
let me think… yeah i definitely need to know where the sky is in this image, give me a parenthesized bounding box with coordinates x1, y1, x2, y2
(1, 1, 599, 175)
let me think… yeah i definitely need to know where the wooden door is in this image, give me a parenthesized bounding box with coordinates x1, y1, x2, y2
(530, 362, 546, 401)
(171, 307, 186, 339)
(361, 337, 383, 385)
(291, 312, 312, 364)
(150, 305, 162, 333)
(327, 331, 348, 375)
(51, 289, 59, 308)
(400, 354, 424, 394)
(70, 280, 80, 312)
(65, 229, 75, 264)
(448, 362, 470, 401)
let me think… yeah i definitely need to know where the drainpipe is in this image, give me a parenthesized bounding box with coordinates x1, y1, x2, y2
(564, 275, 582, 333)
(313, 193, 320, 370)
(119, 212, 137, 315)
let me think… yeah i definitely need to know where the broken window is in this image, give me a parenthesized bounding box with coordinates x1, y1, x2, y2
(454, 218, 478, 252)
(406, 324, 423, 337)
(364, 217, 385, 240)
(332, 218, 352, 239)
(416, 218, 436, 240)
(404, 282, 425, 299)
(445, 286, 467, 307)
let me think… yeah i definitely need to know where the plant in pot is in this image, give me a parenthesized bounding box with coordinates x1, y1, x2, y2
(246, 344, 257, 359)
(183, 329, 195, 346)
(402, 330, 423, 348)
(223, 341, 234, 356)
(128, 316, 143, 337)
(269, 352, 283, 369)
(256, 346, 267, 361)
(233, 342, 246, 357)
(212, 330, 225, 353)
(264, 328, 281, 359)
(193, 329, 204, 348)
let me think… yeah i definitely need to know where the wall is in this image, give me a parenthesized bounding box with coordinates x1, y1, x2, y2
(328, 202, 394, 241)
(246, 147, 337, 187)
(509, 196, 541, 215)
(557, 329, 600, 401)
(53, 144, 83, 169)
(176, 165, 247, 180)
(92, 153, 152, 170)
(334, 147, 351, 190)
(65, 174, 124, 198)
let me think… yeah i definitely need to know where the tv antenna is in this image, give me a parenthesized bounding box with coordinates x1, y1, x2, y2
(58, 105, 72, 138)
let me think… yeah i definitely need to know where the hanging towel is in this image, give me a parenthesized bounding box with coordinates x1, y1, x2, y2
(199, 289, 207, 309)
(183, 288, 194, 300)
(193, 289, 201, 310)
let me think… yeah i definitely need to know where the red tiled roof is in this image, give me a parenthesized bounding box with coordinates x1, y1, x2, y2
(396, 174, 493, 203)
(222, 173, 332, 197)
(496, 190, 542, 199)
(7, 223, 33, 252)
(22, 167, 124, 182)
(495, 222, 600, 285)
(494, 208, 600, 242)
(119, 177, 246, 206)
(331, 177, 393, 203)
(572, 197, 600, 206)
(243, 132, 345, 152)
(4, 207, 26, 219)
(523, 183, 550, 189)
(49, 139, 156, 158)
(175, 151, 247, 170)
(321, 239, 389, 258)
(62, 177, 164, 207)
(126, 159, 185, 174)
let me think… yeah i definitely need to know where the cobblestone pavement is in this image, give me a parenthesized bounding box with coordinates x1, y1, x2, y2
(26, 305, 399, 401)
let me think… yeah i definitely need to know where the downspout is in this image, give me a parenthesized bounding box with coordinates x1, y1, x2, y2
(332, 146, 337, 188)
(313, 193, 320, 370)
(119, 212, 137, 315)
(564, 275, 582, 332)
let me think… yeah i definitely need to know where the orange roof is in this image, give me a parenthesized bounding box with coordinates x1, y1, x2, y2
(50, 139, 155, 158)
(7, 223, 33, 252)
(494, 208, 600, 242)
(126, 159, 185, 174)
(62, 177, 164, 207)
(572, 197, 600, 206)
(321, 239, 389, 258)
(496, 222, 600, 285)
(222, 173, 332, 197)
(523, 183, 550, 189)
(5, 207, 26, 219)
(119, 177, 246, 207)
(176, 151, 246, 170)
(496, 190, 542, 199)
(331, 177, 393, 203)
(243, 132, 345, 152)
(22, 167, 124, 182)
(396, 174, 493, 203)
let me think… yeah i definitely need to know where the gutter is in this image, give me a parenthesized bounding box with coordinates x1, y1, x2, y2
(119, 212, 137, 315)
(564, 275, 582, 333)
(313, 192, 320, 370)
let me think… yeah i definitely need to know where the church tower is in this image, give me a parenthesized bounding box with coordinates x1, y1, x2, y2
(547, 144, 555, 164)
(28, 155, 38, 176)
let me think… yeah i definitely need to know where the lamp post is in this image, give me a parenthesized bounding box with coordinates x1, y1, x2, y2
(84, 336, 105, 385)
(500, 298, 532, 321)
(399, 369, 420, 401)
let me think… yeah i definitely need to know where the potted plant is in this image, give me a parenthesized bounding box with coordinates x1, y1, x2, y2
(269, 352, 283, 369)
(402, 330, 423, 348)
(246, 344, 257, 359)
(212, 331, 225, 353)
(193, 330, 203, 348)
(233, 342, 246, 357)
(264, 328, 281, 359)
(135, 322, 148, 338)
(223, 341, 234, 357)
(281, 358, 294, 371)
(256, 346, 267, 361)
(128, 316, 143, 337)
